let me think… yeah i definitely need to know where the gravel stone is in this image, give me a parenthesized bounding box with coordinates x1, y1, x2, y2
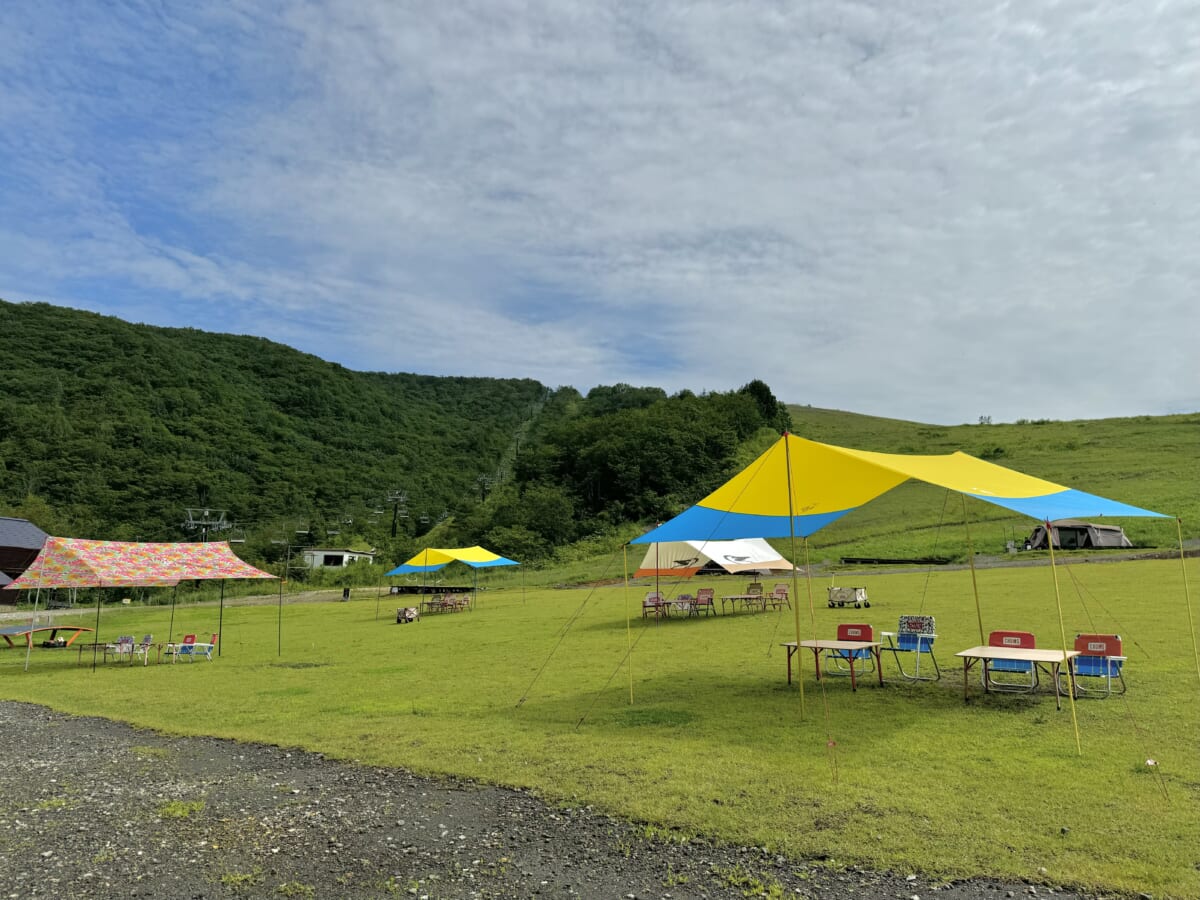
(0, 701, 1112, 899)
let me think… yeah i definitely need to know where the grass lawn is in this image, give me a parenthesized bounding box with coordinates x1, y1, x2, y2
(2, 555, 1198, 897)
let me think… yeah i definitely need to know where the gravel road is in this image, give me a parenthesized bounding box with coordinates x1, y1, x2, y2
(0, 700, 1122, 900)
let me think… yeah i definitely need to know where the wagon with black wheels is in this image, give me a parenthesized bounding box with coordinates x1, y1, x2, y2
(827, 586, 870, 609)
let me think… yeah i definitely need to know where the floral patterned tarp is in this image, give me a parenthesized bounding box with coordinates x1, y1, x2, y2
(1, 537, 275, 589)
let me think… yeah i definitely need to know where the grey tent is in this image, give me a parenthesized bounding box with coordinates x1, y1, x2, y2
(1025, 520, 1133, 550)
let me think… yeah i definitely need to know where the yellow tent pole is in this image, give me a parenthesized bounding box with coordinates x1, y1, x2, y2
(624, 544, 634, 705)
(1177, 518, 1200, 686)
(1046, 521, 1083, 757)
(783, 433, 805, 719)
(961, 496, 985, 645)
(800, 540, 816, 717)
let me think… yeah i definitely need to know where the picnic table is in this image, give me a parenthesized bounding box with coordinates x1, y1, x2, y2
(0, 624, 94, 649)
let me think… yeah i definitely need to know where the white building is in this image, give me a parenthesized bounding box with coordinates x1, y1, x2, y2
(300, 548, 376, 569)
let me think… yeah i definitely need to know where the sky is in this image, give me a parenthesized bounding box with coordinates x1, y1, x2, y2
(2, 1, 1198, 426)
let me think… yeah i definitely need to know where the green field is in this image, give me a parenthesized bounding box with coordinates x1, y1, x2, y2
(3, 554, 1198, 897)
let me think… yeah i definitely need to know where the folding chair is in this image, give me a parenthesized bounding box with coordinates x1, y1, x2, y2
(825, 623, 876, 676)
(642, 591, 668, 619)
(132, 634, 154, 666)
(881, 615, 940, 681)
(197, 633, 217, 661)
(692, 588, 716, 617)
(766, 584, 791, 610)
(1059, 633, 1126, 698)
(743, 582, 766, 611)
(983, 630, 1038, 693)
(171, 634, 198, 663)
(105, 635, 135, 664)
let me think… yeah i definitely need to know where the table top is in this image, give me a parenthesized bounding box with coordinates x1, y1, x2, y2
(786, 639, 882, 651)
(0, 624, 94, 636)
(955, 646, 1080, 663)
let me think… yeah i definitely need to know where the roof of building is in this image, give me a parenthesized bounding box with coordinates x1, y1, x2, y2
(0, 517, 49, 578)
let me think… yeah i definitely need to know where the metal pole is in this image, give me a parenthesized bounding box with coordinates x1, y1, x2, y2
(217, 580, 225, 657)
(277, 542, 289, 656)
(91, 586, 103, 672)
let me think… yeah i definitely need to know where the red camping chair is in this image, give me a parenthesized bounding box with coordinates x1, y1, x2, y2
(984, 630, 1038, 692)
(825, 623, 877, 675)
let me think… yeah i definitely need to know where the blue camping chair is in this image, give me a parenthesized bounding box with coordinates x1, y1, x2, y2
(983, 630, 1039, 693)
(825, 623, 877, 675)
(881, 615, 940, 681)
(1059, 633, 1126, 698)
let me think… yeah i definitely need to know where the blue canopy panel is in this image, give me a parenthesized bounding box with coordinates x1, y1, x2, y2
(386, 563, 444, 575)
(630, 505, 855, 545)
(966, 488, 1169, 523)
(461, 556, 520, 568)
(385, 556, 519, 577)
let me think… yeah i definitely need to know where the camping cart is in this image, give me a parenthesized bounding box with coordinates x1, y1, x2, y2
(827, 586, 870, 609)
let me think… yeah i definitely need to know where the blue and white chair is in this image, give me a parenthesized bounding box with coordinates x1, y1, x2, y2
(881, 615, 940, 681)
(1060, 633, 1126, 698)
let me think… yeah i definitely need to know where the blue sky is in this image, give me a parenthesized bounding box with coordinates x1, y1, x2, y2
(2, 1, 1198, 425)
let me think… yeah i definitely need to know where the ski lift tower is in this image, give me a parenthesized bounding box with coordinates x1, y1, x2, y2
(183, 508, 231, 542)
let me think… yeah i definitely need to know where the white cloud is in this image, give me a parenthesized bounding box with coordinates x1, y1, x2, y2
(2, 0, 1198, 423)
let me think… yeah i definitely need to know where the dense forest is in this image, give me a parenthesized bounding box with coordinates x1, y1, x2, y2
(0, 300, 791, 567)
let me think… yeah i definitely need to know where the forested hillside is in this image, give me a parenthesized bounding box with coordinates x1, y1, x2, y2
(0, 301, 792, 567)
(0, 301, 546, 555)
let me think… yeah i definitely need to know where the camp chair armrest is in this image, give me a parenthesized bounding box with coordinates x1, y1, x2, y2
(880, 631, 896, 638)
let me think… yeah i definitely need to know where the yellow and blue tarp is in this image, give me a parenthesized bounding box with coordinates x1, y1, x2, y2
(386, 546, 519, 575)
(632, 434, 1167, 544)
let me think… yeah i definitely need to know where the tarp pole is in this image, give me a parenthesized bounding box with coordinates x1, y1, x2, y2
(655, 541, 660, 600)
(961, 496, 985, 645)
(168, 584, 178, 645)
(277, 543, 288, 657)
(624, 543, 634, 705)
(375, 582, 381, 622)
(23, 542, 52, 673)
(1177, 517, 1200, 687)
(217, 580, 225, 657)
(1046, 521, 1084, 756)
(92, 584, 103, 672)
(22, 585, 40, 672)
(783, 432, 805, 719)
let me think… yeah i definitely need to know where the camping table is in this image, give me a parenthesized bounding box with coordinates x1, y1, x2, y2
(783, 640, 884, 691)
(75, 642, 108, 665)
(720, 594, 765, 614)
(669, 596, 696, 616)
(955, 646, 1080, 710)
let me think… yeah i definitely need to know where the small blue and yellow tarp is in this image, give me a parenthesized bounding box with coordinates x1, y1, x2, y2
(386, 546, 520, 575)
